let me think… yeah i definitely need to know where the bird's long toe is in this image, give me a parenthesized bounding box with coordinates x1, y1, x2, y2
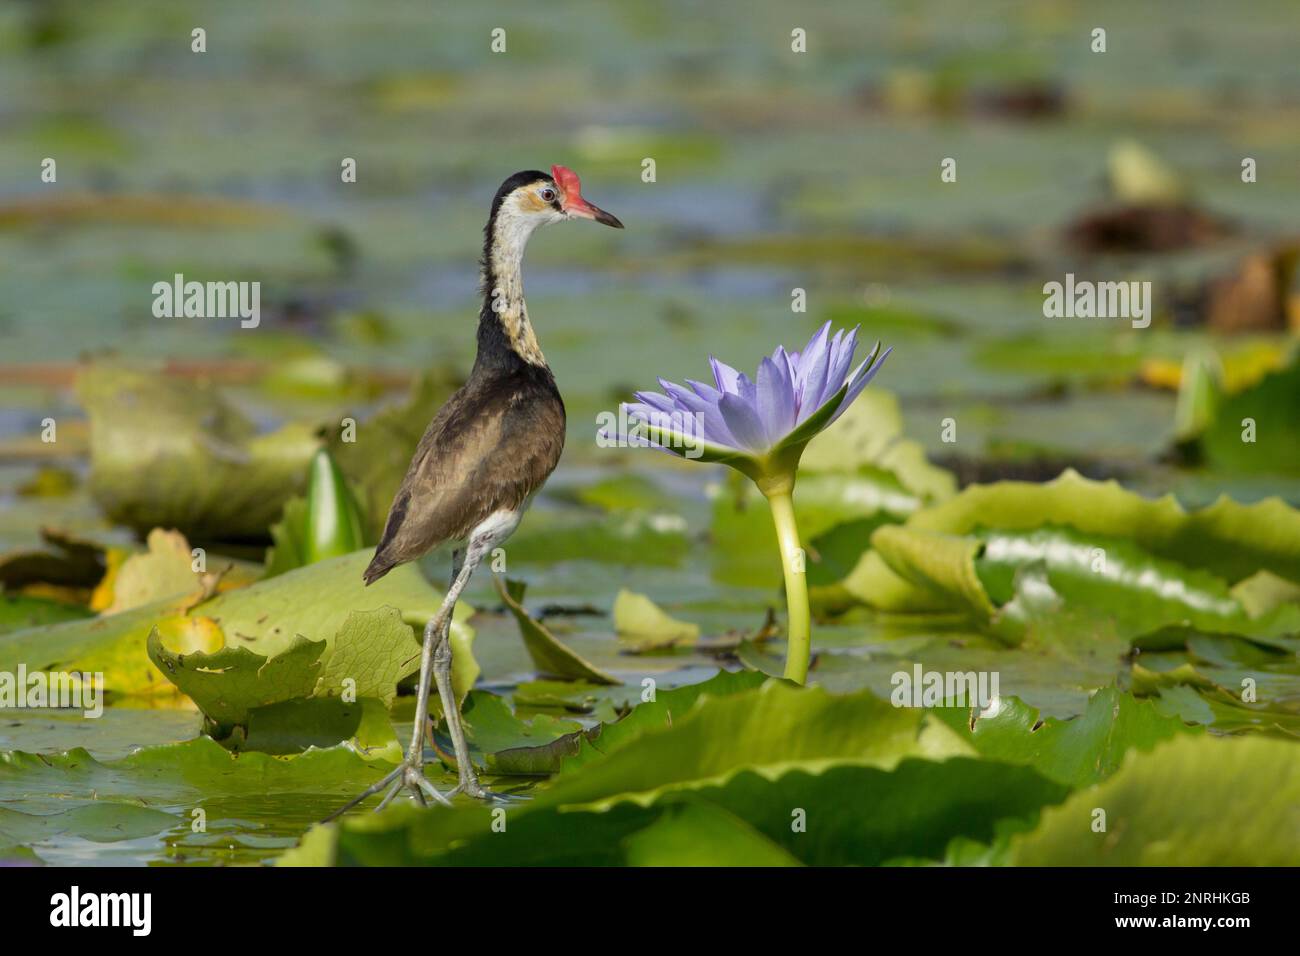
(323, 760, 452, 821)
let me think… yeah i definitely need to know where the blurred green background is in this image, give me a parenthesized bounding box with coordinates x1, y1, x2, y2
(3, 0, 1297, 472)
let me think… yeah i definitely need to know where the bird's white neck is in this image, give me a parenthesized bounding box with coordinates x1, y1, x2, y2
(482, 200, 547, 367)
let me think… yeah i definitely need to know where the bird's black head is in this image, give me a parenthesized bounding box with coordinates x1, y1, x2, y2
(490, 170, 555, 222)
(488, 166, 624, 231)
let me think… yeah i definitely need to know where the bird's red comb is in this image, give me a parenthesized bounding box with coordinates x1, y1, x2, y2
(551, 165, 583, 198)
(549, 164, 622, 227)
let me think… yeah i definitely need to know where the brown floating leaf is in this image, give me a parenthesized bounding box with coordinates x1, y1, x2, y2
(1066, 203, 1232, 253)
(0, 528, 107, 592)
(1202, 244, 1299, 334)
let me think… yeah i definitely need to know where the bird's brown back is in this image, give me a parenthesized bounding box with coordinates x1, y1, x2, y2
(363, 363, 564, 583)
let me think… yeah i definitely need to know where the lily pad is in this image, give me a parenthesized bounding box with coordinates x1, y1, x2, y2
(147, 609, 407, 725)
(1149, 684, 1300, 737)
(294, 681, 1293, 867)
(542, 680, 953, 809)
(1011, 734, 1300, 865)
(569, 473, 680, 514)
(0, 549, 474, 718)
(510, 679, 607, 712)
(0, 589, 223, 699)
(496, 577, 619, 685)
(0, 736, 419, 864)
(619, 800, 804, 866)
(848, 471, 1300, 629)
(800, 389, 957, 504)
(289, 754, 1069, 867)
(456, 690, 583, 760)
(1199, 356, 1300, 475)
(238, 697, 402, 759)
(613, 589, 700, 651)
(0, 594, 92, 635)
(77, 364, 320, 539)
(0, 803, 180, 845)
(933, 688, 1200, 788)
(0, 529, 108, 592)
(504, 508, 690, 567)
(145, 553, 477, 746)
(490, 668, 765, 775)
(95, 528, 207, 614)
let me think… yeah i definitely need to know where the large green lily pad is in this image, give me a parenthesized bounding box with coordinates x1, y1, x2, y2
(0, 736, 421, 864)
(933, 688, 1200, 788)
(849, 473, 1300, 647)
(77, 364, 319, 539)
(145, 551, 476, 744)
(1012, 733, 1300, 865)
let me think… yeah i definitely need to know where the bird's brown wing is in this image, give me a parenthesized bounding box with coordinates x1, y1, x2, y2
(363, 371, 564, 583)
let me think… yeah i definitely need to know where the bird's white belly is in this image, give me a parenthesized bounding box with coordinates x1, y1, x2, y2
(469, 507, 523, 550)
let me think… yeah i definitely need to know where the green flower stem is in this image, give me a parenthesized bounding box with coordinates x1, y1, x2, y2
(765, 489, 811, 684)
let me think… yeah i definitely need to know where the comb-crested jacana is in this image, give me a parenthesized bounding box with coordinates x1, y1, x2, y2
(326, 167, 623, 818)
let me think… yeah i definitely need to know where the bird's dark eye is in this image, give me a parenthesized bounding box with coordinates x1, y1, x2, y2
(539, 187, 557, 202)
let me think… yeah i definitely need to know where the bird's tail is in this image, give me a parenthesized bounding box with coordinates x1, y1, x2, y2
(362, 552, 395, 586)
(363, 491, 411, 586)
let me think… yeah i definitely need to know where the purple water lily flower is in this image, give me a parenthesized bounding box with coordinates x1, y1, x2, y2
(602, 323, 892, 685)
(615, 322, 891, 472)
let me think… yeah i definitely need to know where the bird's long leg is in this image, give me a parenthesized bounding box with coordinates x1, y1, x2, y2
(431, 548, 469, 781)
(431, 543, 495, 800)
(421, 548, 464, 768)
(323, 549, 480, 821)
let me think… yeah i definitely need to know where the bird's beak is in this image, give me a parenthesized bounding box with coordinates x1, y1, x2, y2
(567, 198, 624, 228)
(552, 164, 624, 228)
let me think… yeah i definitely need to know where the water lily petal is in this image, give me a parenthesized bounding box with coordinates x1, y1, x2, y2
(794, 324, 833, 422)
(718, 392, 770, 453)
(686, 378, 722, 401)
(801, 320, 833, 361)
(756, 356, 796, 443)
(657, 378, 697, 418)
(776, 348, 799, 407)
(615, 403, 669, 448)
(623, 401, 676, 429)
(794, 321, 832, 392)
(828, 346, 892, 424)
(735, 371, 758, 407)
(622, 401, 721, 455)
(822, 326, 859, 407)
(709, 356, 741, 394)
(633, 390, 677, 414)
(661, 380, 740, 448)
